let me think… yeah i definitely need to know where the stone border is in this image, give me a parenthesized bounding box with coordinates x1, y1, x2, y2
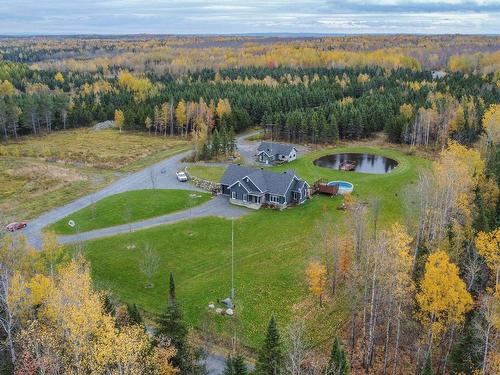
(184, 167, 220, 194)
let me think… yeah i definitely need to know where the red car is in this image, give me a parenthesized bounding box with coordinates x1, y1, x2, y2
(5, 221, 28, 232)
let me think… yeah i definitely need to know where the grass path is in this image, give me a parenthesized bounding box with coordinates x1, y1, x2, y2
(49, 189, 211, 234)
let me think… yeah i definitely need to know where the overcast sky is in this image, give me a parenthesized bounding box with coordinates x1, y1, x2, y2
(0, 0, 499, 35)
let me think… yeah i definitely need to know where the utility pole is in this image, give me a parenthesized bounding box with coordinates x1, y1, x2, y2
(231, 216, 235, 300)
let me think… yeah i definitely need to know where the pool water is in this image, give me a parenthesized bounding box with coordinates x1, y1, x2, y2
(328, 181, 354, 194)
(313, 153, 398, 174)
(333, 181, 353, 189)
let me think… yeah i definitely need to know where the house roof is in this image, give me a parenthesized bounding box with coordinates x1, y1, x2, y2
(257, 142, 296, 156)
(221, 164, 303, 196)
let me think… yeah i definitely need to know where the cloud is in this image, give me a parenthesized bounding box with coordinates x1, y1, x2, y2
(0, 0, 498, 34)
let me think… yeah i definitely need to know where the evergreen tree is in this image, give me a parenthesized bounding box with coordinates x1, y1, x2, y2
(169, 272, 176, 300)
(329, 115, 339, 142)
(327, 337, 349, 375)
(422, 352, 433, 375)
(102, 294, 115, 316)
(256, 316, 283, 375)
(385, 114, 405, 143)
(223, 356, 234, 375)
(449, 315, 482, 375)
(156, 272, 190, 372)
(227, 127, 236, 154)
(211, 130, 221, 157)
(126, 303, 142, 325)
(232, 354, 248, 375)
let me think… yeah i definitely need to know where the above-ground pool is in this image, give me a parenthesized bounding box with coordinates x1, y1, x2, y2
(313, 153, 398, 174)
(328, 181, 354, 194)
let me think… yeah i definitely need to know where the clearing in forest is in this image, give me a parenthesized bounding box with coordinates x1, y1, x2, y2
(79, 146, 429, 348)
(0, 129, 189, 225)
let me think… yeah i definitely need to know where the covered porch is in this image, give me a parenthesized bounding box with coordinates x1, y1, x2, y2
(229, 192, 264, 210)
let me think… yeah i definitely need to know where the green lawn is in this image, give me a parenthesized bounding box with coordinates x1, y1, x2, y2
(50, 189, 211, 234)
(78, 146, 429, 348)
(187, 164, 226, 183)
(272, 146, 427, 226)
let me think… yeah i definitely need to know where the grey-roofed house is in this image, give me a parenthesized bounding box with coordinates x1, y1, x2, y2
(257, 142, 297, 164)
(220, 164, 310, 209)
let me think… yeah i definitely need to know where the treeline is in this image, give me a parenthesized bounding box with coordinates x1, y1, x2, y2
(300, 139, 499, 374)
(2, 35, 498, 73)
(0, 61, 498, 151)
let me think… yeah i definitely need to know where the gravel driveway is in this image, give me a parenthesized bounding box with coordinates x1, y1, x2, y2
(58, 196, 247, 245)
(23, 131, 260, 248)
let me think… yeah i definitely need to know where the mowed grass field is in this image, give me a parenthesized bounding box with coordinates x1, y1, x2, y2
(0, 129, 189, 226)
(80, 146, 429, 348)
(49, 189, 212, 234)
(187, 164, 226, 182)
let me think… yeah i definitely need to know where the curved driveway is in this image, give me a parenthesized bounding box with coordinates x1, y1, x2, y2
(24, 131, 259, 248)
(58, 196, 247, 245)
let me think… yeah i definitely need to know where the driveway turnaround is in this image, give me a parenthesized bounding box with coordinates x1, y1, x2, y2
(58, 196, 247, 245)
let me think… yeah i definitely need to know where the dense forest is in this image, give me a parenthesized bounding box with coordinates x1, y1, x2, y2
(0, 45, 499, 158)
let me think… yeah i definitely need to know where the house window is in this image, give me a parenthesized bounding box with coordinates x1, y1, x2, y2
(292, 192, 299, 201)
(232, 191, 237, 199)
(269, 195, 280, 203)
(243, 194, 247, 202)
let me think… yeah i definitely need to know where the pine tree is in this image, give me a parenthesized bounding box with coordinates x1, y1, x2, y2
(156, 272, 189, 372)
(449, 314, 483, 374)
(223, 356, 234, 375)
(327, 337, 349, 375)
(330, 115, 339, 143)
(256, 316, 283, 375)
(232, 354, 248, 375)
(227, 127, 236, 155)
(102, 294, 115, 316)
(422, 352, 433, 375)
(211, 130, 221, 157)
(169, 272, 176, 300)
(126, 303, 142, 325)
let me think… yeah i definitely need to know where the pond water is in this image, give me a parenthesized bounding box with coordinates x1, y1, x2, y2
(313, 153, 398, 174)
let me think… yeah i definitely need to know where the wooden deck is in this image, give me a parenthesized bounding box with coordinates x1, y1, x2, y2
(311, 179, 339, 196)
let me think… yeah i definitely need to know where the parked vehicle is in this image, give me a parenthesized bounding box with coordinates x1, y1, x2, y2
(176, 171, 188, 182)
(6, 221, 28, 232)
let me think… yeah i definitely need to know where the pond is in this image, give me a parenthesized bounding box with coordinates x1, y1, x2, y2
(313, 153, 398, 174)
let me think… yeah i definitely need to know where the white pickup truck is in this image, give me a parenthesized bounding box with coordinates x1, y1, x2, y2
(176, 171, 188, 182)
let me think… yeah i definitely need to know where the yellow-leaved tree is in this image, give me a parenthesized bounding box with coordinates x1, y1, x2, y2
(0, 80, 16, 96)
(175, 100, 187, 136)
(400, 103, 414, 120)
(482, 104, 500, 144)
(475, 228, 500, 288)
(54, 72, 64, 84)
(417, 251, 473, 345)
(216, 98, 231, 121)
(15, 256, 178, 374)
(306, 261, 327, 306)
(114, 109, 125, 133)
(415, 141, 485, 262)
(37, 231, 67, 277)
